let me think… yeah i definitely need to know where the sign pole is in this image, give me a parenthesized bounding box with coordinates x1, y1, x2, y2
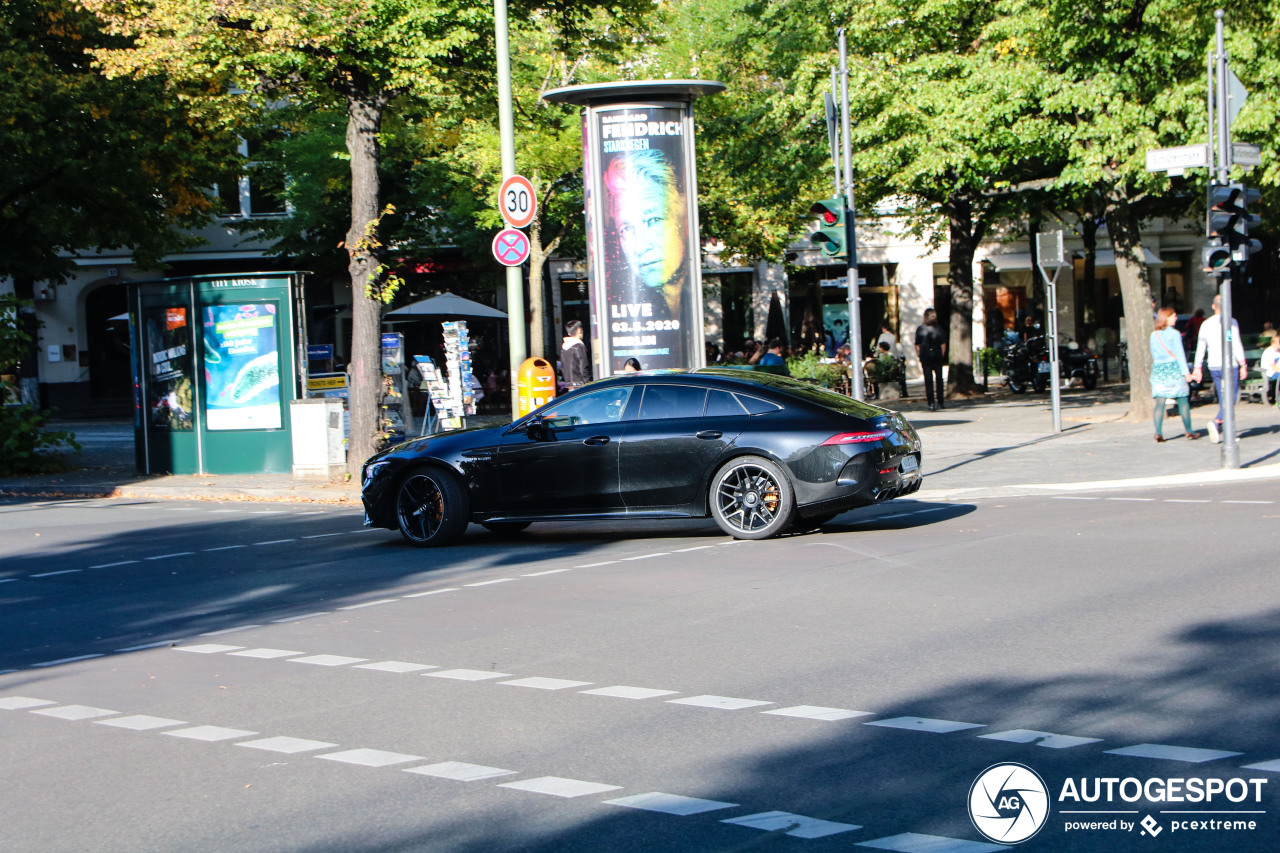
(494, 0, 526, 413)
(1036, 231, 1066, 433)
(839, 29, 864, 400)
(1214, 9, 1239, 468)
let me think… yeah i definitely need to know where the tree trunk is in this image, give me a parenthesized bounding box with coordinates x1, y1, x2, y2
(1104, 187, 1155, 422)
(946, 195, 981, 394)
(345, 92, 389, 479)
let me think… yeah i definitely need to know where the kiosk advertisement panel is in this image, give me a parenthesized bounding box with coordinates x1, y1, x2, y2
(203, 303, 283, 430)
(142, 306, 194, 431)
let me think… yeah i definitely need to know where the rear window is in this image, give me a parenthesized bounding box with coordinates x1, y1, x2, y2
(637, 384, 707, 420)
(705, 389, 747, 417)
(735, 394, 782, 415)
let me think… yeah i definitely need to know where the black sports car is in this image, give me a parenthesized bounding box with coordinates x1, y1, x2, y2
(361, 368, 922, 546)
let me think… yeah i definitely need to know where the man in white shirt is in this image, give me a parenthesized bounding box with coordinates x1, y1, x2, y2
(1261, 336, 1280, 406)
(1190, 294, 1247, 443)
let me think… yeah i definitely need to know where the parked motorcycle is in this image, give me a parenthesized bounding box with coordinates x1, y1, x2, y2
(999, 333, 1100, 393)
(997, 333, 1044, 394)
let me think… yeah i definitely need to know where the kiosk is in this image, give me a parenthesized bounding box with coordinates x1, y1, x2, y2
(129, 273, 307, 474)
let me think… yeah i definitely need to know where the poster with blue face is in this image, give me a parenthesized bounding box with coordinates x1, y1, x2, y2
(203, 303, 282, 430)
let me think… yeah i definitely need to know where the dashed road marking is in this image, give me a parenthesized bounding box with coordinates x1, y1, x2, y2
(199, 625, 262, 637)
(164, 725, 258, 742)
(30, 570, 81, 578)
(318, 748, 423, 767)
(763, 705, 873, 721)
(1104, 743, 1243, 763)
(237, 736, 338, 754)
(464, 578, 515, 587)
(980, 729, 1103, 749)
(174, 644, 245, 654)
(289, 655, 368, 667)
(228, 648, 304, 659)
(402, 588, 459, 598)
(667, 695, 772, 711)
(337, 599, 398, 610)
(145, 552, 194, 560)
(425, 669, 511, 681)
(865, 716, 984, 734)
(405, 761, 516, 781)
(31, 704, 118, 721)
(91, 560, 140, 569)
(355, 661, 437, 673)
(606, 792, 738, 816)
(95, 715, 186, 730)
(31, 654, 104, 668)
(581, 686, 679, 700)
(498, 776, 622, 798)
(500, 677, 593, 690)
(523, 569, 569, 577)
(723, 810, 861, 839)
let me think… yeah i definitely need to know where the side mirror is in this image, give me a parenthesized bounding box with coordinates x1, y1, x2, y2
(525, 415, 546, 439)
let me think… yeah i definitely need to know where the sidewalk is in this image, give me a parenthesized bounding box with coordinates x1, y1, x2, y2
(2, 384, 1278, 504)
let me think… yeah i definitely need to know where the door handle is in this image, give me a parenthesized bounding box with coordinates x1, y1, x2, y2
(695, 430, 722, 440)
(583, 435, 610, 446)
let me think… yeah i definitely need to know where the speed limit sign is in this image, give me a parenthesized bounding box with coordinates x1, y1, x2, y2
(498, 175, 537, 229)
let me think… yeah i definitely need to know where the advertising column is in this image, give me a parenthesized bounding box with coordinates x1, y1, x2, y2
(544, 81, 724, 376)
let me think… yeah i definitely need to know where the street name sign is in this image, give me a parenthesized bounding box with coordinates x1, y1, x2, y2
(1232, 143, 1261, 168)
(1146, 144, 1208, 173)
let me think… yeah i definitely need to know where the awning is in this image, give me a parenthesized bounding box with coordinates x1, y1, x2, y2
(984, 248, 1165, 271)
(385, 292, 507, 319)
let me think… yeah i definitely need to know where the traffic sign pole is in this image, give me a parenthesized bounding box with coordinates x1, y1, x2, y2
(494, 0, 526, 413)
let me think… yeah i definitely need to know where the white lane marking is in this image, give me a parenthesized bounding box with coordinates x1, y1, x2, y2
(31, 705, 118, 721)
(498, 776, 622, 798)
(203, 545, 246, 552)
(1052, 496, 1099, 501)
(253, 539, 296, 546)
(200, 626, 263, 637)
(576, 561, 618, 568)
(271, 612, 328, 622)
(1223, 500, 1273, 504)
(763, 705, 873, 721)
(1241, 759, 1280, 772)
(294, 511, 326, 516)
(165, 725, 258, 742)
(95, 715, 186, 731)
(980, 729, 1103, 749)
(424, 669, 511, 681)
(1105, 498, 1155, 502)
(175, 644, 245, 654)
(249, 511, 288, 515)
(580, 686, 678, 700)
(303, 533, 344, 539)
(405, 761, 516, 781)
(145, 552, 194, 560)
(865, 716, 984, 734)
(722, 811, 861, 839)
(114, 640, 179, 652)
(208, 509, 240, 513)
(1165, 499, 1210, 503)
(236, 736, 338, 754)
(856, 831, 1004, 852)
(0, 579, 17, 584)
(0, 697, 57, 710)
(464, 579, 515, 587)
(355, 661, 438, 673)
(500, 677, 593, 690)
(1104, 743, 1242, 763)
(317, 748, 423, 767)
(623, 552, 668, 561)
(228, 648, 304, 659)
(666, 695, 773, 711)
(31, 654, 104, 668)
(289, 655, 368, 667)
(674, 546, 715, 552)
(606, 792, 738, 816)
(30, 570, 81, 578)
(523, 569, 569, 577)
(402, 588, 459, 598)
(338, 600, 398, 610)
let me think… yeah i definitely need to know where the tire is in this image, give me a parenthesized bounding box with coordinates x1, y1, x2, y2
(1007, 374, 1026, 394)
(481, 521, 531, 535)
(395, 466, 469, 547)
(1083, 370, 1098, 390)
(1033, 372, 1048, 393)
(709, 455, 795, 540)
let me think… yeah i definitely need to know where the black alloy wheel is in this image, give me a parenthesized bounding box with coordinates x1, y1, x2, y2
(710, 455, 795, 540)
(395, 466, 468, 546)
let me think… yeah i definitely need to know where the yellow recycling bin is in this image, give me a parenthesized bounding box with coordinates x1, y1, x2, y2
(516, 357, 557, 418)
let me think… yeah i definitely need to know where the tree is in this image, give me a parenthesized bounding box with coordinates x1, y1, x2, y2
(83, 0, 646, 477)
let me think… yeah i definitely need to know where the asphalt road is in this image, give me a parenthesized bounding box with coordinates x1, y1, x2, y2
(2, 485, 1279, 852)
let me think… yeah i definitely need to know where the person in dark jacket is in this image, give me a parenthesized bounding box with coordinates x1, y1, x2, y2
(560, 320, 589, 389)
(915, 308, 947, 411)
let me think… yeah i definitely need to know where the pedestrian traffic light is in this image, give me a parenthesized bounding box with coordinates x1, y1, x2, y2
(1202, 239, 1231, 276)
(1209, 182, 1262, 262)
(809, 199, 846, 258)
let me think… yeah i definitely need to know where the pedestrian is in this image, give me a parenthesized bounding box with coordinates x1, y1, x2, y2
(877, 321, 903, 358)
(1260, 321, 1277, 346)
(561, 320, 589, 390)
(1184, 308, 1206, 353)
(1261, 335, 1280, 406)
(915, 308, 947, 411)
(622, 357, 642, 373)
(1149, 308, 1196, 442)
(1190, 294, 1247, 443)
(759, 338, 789, 375)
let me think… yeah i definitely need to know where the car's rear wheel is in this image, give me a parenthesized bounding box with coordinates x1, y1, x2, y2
(481, 521, 531, 535)
(710, 455, 795, 540)
(395, 466, 468, 547)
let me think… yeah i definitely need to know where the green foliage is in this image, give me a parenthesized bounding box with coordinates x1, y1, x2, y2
(0, 405, 81, 477)
(786, 350, 847, 388)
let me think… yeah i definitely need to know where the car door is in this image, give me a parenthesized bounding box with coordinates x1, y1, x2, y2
(617, 384, 748, 511)
(495, 385, 634, 515)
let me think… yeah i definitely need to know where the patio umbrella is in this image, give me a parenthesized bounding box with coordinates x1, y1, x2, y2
(386, 292, 507, 319)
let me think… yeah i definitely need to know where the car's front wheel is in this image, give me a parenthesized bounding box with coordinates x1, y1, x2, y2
(709, 455, 795, 540)
(395, 466, 469, 547)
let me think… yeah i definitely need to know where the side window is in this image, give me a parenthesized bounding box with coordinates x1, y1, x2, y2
(735, 393, 783, 415)
(542, 387, 633, 426)
(637, 385, 707, 420)
(705, 389, 747, 417)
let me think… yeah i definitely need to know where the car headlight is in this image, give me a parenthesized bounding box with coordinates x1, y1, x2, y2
(362, 460, 392, 487)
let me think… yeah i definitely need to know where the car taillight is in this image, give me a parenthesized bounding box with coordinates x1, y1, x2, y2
(822, 430, 893, 446)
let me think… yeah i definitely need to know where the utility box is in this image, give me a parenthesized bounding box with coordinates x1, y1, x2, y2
(290, 397, 346, 481)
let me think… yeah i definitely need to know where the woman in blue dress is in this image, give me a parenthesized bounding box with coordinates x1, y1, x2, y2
(1149, 307, 1197, 442)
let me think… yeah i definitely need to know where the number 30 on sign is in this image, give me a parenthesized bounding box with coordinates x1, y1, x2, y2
(499, 175, 537, 229)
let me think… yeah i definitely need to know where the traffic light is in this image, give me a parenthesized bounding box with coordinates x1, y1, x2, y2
(1208, 182, 1262, 263)
(1202, 239, 1231, 276)
(809, 198, 846, 258)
